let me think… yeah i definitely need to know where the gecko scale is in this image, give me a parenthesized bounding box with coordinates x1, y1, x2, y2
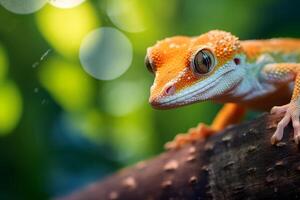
(145, 30, 300, 149)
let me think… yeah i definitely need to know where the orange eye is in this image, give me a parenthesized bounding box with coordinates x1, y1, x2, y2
(145, 55, 155, 74)
(191, 49, 215, 75)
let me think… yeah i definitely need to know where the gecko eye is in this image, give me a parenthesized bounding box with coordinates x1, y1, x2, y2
(145, 55, 155, 74)
(192, 49, 215, 75)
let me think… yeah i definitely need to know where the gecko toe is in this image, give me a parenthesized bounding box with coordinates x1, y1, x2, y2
(271, 114, 290, 145)
(271, 132, 283, 145)
(271, 106, 279, 114)
(271, 105, 289, 115)
(292, 120, 300, 145)
(294, 135, 300, 145)
(164, 123, 215, 150)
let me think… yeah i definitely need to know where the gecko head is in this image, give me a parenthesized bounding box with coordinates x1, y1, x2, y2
(146, 30, 245, 109)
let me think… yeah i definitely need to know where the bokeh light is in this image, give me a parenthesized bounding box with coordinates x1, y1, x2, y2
(0, 0, 47, 14)
(38, 56, 94, 111)
(48, 0, 85, 9)
(102, 81, 147, 116)
(36, 2, 99, 58)
(0, 81, 22, 135)
(79, 27, 132, 80)
(106, 0, 148, 33)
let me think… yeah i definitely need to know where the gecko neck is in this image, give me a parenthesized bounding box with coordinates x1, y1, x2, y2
(214, 54, 278, 104)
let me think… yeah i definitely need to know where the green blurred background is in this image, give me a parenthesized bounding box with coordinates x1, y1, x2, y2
(0, 0, 299, 199)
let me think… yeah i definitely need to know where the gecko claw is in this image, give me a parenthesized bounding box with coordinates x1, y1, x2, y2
(271, 134, 282, 145)
(270, 135, 279, 145)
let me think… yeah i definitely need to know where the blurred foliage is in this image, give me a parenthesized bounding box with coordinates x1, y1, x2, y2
(0, 44, 7, 80)
(39, 56, 94, 111)
(0, 80, 22, 135)
(0, 0, 300, 199)
(36, 2, 100, 58)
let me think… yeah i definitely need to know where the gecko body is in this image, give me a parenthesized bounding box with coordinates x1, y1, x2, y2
(145, 30, 300, 149)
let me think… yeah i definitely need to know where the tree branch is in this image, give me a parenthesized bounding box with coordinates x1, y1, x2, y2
(58, 113, 300, 200)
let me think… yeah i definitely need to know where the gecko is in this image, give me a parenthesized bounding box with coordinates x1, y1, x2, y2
(145, 30, 300, 149)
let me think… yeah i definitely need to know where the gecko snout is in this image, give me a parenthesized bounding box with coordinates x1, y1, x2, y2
(149, 84, 176, 109)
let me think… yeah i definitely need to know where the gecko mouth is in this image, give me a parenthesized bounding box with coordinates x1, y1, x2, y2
(151, 67, 236, 109)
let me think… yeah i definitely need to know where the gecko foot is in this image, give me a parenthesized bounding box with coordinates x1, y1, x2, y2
(271, 101, 300, 145)
(165, 123, 216, 150)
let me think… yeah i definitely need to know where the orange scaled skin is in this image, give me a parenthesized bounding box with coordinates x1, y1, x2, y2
(146, 30, 300, 149)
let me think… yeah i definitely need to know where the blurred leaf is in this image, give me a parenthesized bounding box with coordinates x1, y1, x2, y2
(36, 2, 100, 58)
(0, 44, 8, 81)
(0, 80, 22, 135)
(39, 56, 94, 111)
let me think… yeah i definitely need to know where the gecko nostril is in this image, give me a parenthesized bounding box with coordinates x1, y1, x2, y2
(234, 58, 241, 65)
(165, 85, 176, 95)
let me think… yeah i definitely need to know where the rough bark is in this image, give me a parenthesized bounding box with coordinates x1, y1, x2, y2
(58, 113, 300, 200)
